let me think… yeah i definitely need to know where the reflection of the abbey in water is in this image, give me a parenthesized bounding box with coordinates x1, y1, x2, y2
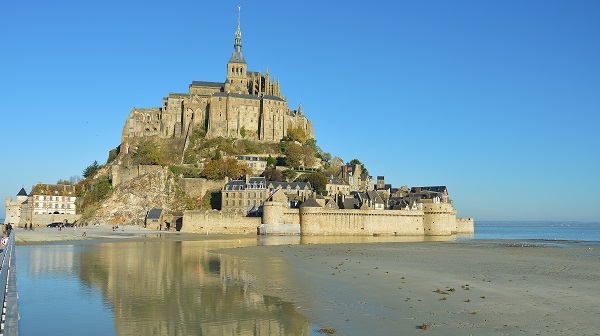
(37, 239, 312, 336)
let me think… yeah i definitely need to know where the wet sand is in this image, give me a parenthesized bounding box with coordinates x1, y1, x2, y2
(222, 240, 600, 335)
(14, 224, 190, 243)
(13, 228, 600, 335)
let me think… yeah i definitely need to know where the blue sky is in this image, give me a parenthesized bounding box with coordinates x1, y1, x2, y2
(1, 1, 599, 221)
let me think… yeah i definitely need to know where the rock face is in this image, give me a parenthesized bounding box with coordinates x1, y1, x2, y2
(86, 167, 181, 226)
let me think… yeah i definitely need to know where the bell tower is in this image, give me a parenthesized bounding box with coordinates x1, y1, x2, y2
(225, 7, 248, 94)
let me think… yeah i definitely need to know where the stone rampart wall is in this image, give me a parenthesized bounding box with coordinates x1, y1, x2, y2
(186, 201, 472, 236)
(183, 210, 260, 234)
(283, 208, 300, 224)
(299, 208, 425, 236)
(456, 217, 475, 234)
(258, 223, 300, 235)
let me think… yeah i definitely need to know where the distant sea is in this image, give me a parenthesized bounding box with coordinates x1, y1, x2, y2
(472, 221, 600, 242)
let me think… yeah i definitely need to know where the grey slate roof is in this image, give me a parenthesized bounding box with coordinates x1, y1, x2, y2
(191, 81, 224, 88)
(327, 177, 347, 185)
(341, 198, 360, 209)
(17, 188, 27, 196)
(300, 197, 322, 208)
(411, 186, 447, 194)
(268, 181, 311, 190)
(224, 177, 267, 191)
(366, 191, 384, 204)
(212, 92, 261, 100)
(229, 50, 246, 64)
(263, 95, 285, 102)
(147, 208, 163, 219)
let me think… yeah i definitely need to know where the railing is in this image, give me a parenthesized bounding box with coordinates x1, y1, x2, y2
(0, 232, 18, 335)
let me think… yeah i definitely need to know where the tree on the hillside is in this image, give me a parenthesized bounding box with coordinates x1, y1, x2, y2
(287, 126, 307, 143)
(107, 147, 118, 164)
(266, 155, 277, 168)
(261, 168, 284, 182)
(302, 145, 316, 168)
(202, 157, 251, 180)
(283, 142, 303, 168)
(320, 151, 332, 163)
(348, 158, 369, 176)
(133, 140, 164, 165)
(82, 160, 101, 178)
(282, 169, 297, 182)
(298, 172, 328, 194)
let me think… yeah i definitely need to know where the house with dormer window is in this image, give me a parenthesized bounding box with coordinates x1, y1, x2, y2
(221, 176, 313, 215)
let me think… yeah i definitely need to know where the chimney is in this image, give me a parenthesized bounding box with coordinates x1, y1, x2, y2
(245, 174, 250, 184)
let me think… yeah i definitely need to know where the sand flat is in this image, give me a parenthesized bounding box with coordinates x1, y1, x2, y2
(222, 240, 600, 335)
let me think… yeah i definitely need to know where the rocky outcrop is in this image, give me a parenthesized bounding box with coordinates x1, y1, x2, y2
(85, 167, 181, 226)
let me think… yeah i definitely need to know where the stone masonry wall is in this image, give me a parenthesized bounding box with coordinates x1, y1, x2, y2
(299, 208, 425, 236)
(456, 217, 475, 234)
(112, 165, 165, 186)
(179, 178, 223, 198)
(183, 210, 261, 234)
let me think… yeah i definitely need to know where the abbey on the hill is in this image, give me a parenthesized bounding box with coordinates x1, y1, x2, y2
(121, 8, 313, 152)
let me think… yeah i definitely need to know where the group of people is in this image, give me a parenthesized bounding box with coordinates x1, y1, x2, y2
(23, 222, 34, 231)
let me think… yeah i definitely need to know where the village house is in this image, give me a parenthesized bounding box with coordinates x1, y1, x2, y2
(235, 155, 268, 174)
(221, 176, 313, 215)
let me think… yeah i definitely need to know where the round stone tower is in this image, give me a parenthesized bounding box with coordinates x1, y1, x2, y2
(298, 198, 322, 235)
(422, 202, 455, 235)
(262, 200, 285, 225)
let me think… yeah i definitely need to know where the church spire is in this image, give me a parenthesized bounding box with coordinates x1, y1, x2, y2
(229, 6, 246, 64)
(225, 6, 248, 94)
